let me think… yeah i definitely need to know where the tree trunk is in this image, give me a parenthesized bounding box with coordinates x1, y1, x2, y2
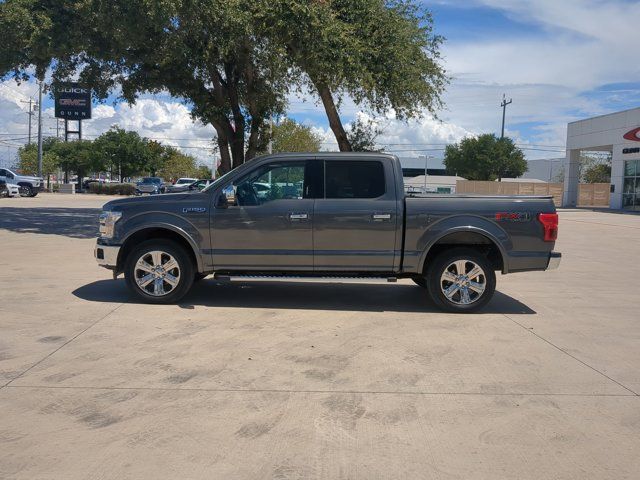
(212, 120, 233, 175)
(314, 80, 352, 151)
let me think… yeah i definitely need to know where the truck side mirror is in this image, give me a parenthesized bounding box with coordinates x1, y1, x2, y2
(217, 184, 236, 208)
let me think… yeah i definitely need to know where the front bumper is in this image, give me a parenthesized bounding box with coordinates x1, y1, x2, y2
(547, 251, 561, 270)
(94, 242, 120, 269)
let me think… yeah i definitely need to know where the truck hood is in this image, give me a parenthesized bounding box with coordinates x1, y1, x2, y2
(19, 175, 43, 182)
(103, 192, 203, 210)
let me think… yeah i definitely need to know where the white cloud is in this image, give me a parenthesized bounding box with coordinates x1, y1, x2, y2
(3, 1, 638, 166)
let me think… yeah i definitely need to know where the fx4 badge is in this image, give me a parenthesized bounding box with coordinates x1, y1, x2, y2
(495, 212, 531, 222)
(182, 207, 207, 214)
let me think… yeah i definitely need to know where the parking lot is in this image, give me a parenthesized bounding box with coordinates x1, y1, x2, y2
(1, 193, 639, 479)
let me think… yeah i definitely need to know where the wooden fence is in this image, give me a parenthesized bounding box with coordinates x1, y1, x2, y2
(455, 181, 610, 207)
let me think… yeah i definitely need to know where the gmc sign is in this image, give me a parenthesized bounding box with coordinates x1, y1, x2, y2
(54, 83, 92, 120)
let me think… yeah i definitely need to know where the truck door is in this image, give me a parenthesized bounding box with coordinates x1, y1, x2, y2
(211, 160, 320, 271)
(313, 159, 399, 272)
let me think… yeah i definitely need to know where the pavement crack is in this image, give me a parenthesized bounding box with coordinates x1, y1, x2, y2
(0, 303, 125, 390)
(3, 384, 638, 398)
(503, 313, 639, 396)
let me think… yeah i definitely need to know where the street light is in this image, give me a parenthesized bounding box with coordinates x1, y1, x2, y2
(421, 155, 434, 192)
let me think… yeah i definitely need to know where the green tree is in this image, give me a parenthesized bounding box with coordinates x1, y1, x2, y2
(444, 134, 527, 181)
(196, 165, 213, 179)
(582, 162, 611, 183)
(49, 140, 97, 187)
(346, 117, 383, 152)
(1, 0, 445, 169)
(157, 147, 199, 181)
(257, 0, 446, 150)
(92, 127, 152, 180)
(17, 142, 59, 177)
(271, 118, 322, 153)
(0, 0, 289, 173)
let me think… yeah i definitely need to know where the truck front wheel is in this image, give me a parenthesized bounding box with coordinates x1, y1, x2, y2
(18, 184, 33, 197)
(124, 239, 194, 304)
(426, 248, 496, 313)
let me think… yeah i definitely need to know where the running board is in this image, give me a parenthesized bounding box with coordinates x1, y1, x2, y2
(213, 273, 399, 283)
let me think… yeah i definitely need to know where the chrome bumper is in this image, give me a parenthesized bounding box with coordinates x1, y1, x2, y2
(94, 243, 120, 268)
(547, 252, 561, 270)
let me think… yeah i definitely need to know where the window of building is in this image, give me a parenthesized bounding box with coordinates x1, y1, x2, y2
(623, 160, 640, 211)
(325, 161, 385, 199)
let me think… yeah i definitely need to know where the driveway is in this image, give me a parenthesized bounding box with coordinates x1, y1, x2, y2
(1, 194, 638, 479)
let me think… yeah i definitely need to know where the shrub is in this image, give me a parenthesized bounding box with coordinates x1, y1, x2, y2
(88, 182, 136, 195)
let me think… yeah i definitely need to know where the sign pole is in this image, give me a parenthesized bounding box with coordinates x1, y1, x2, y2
(37, 81, 43, 178)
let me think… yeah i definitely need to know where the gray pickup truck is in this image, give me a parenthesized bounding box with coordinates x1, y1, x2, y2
(95, 153, 560, 312)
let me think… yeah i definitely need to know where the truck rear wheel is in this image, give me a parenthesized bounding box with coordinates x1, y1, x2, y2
(426, 248, 496, 313)
(124, 239, 194, 304)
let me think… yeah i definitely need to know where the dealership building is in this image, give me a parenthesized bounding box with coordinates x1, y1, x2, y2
(564, 106, 640, 210)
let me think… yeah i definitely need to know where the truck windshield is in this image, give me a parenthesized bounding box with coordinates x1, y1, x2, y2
(141, 178, 161, 184)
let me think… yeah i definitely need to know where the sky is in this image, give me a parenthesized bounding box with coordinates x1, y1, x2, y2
(1, 0, 640, 169)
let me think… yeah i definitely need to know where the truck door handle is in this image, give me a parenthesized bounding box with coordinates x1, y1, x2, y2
(372, 213, 391, 221)
(289, 212, 309, 221)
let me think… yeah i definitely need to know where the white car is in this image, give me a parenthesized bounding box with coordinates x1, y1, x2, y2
(6, 183, 21, 197)
(166, 177, 199, 193)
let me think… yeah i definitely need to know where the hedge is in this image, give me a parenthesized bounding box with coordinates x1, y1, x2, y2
(88, 182, 136, 195)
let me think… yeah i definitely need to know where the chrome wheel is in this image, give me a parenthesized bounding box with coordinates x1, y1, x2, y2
(440, 259, 486, 305)
(134, 250, 181, 297)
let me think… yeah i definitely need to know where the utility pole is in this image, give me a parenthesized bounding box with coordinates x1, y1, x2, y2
(37, 81, 43, 178)
(500, 94, 512, 139)
(422, 155, 433, 193)
(20, 98, 36, 145)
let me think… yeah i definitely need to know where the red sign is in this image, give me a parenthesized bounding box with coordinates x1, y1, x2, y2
(623, 127, 640, 142)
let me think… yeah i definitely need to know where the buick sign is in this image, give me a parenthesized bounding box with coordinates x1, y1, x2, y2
(54, 83, 92, 120)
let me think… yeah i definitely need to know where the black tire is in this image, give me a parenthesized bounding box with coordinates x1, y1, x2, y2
(124, 239, 194, 304)
(425, 247, 496, 313)
(19, 185, 33, 197)
(29, 189, 38, 197)
(412, 277, 427, 288)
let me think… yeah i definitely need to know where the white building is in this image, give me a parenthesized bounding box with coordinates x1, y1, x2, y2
(403, 175, 465, 194)
(564, 107, 640, 210)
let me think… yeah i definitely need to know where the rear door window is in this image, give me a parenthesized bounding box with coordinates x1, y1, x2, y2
(325, 161, 385, 199)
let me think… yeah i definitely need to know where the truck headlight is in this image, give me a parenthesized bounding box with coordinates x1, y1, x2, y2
(99, 211, 122, 238)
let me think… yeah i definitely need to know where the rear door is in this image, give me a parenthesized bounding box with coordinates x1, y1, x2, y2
(313, 158, 399, 272)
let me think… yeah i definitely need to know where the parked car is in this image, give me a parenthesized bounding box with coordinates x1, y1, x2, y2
(82, 178, 111, 190)
(165, 177, 198, 193)
(186, 179, 213, 192)
(0, 168, 43, 197)
(95, 153, 560, 312)
(0, 179, 21, 198)
(135, 177, 166, 195)
(6, 183, 21, 197)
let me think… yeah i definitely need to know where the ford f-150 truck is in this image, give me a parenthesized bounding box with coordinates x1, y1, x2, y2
(95, 153, 560, 312)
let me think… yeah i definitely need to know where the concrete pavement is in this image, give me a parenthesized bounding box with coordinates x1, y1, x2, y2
(0, 194, 638, 479)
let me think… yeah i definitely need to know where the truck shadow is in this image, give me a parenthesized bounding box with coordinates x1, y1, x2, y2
(73, 279, 536, 314)
(0, 207, 99, 239)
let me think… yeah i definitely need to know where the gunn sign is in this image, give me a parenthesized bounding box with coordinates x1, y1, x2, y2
(54, 83, 92, 120)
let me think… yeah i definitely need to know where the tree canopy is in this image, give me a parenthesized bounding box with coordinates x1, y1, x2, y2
(270, 118, 323, 153)
(16, 129, 205, 183)
(444, 134, 527, 181)
(1, 0, 446, 172)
